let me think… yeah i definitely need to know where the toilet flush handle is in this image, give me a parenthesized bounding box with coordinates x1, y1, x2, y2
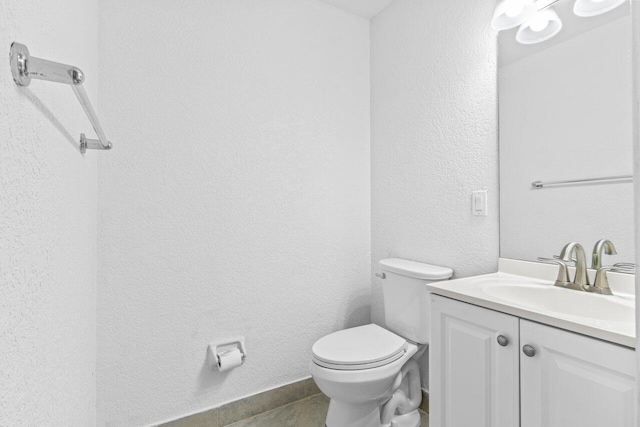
(375, 272, 386, 279)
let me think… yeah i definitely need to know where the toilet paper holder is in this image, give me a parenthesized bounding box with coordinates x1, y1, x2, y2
(208, 337, 247, 371)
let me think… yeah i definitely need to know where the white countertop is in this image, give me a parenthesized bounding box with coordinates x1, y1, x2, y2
(425, 258, 636, 348)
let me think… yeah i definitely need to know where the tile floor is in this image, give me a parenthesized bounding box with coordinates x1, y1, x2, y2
(226, 393, 429, 427)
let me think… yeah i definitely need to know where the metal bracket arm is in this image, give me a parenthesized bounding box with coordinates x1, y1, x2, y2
(9, 42, 113, 153)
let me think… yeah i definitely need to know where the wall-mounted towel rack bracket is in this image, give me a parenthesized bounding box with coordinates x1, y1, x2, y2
(9, 42, 113, 153)
(79, 134, 110, 154)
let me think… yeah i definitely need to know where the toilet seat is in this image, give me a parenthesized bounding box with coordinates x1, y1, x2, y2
(312, 324, 407, 371)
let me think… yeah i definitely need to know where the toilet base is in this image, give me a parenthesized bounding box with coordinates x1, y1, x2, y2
(325, 399, 381, 427)
(383, 409, 421, 427)
(325, 400, 422, 427)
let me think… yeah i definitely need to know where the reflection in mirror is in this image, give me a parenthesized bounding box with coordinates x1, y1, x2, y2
(498, 0, 634, 265)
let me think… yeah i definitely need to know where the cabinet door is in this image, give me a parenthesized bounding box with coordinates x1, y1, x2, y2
(430, 295, 520, 427)
(520, 320, 636, 427)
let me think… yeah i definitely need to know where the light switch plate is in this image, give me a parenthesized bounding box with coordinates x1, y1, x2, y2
(472, 190, 488, 216)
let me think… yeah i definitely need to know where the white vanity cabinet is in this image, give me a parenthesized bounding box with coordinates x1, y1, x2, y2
(520, 319, 636, 427)
(430, 294, 637, 427)
(430, 295, 520, 427)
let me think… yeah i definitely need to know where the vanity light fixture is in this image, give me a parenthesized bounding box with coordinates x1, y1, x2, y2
(573, 0, 626, 17)
(491, 0, 538, 30)
(494, 0, 624, 45)
(516, 7, 563, 44)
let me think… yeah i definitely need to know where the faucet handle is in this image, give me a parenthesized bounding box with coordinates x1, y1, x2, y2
(538, 257, 565, 264)
(591, 266, 616, 295)
(538, 257, 571, 284)
(553, 254, 577, 263)
(588, 264, 634, 296)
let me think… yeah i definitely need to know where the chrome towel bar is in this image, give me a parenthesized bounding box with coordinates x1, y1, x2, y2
(9, 42, 113, 154)
(531, 175, 633, 189)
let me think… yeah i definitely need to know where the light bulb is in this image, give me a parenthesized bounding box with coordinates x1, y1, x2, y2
(529, 14, 550, 32)
(492, 0, 537, 31)
(516, 7, 562, 44)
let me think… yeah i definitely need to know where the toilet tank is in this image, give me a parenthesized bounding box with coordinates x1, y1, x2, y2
(379, 258, 453, 344)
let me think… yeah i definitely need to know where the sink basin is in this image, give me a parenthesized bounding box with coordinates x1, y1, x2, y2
(425, 265, 636, 347)
(482, 283, 635, 323)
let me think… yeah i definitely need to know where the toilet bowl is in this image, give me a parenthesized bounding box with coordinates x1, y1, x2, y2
(310, 324, 424, 427)
(310, 258, 453, 427)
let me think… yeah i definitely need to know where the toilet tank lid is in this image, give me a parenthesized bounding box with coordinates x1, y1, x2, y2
(379, 258, 453, 280)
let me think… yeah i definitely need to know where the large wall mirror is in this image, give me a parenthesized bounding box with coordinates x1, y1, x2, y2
(499, 0, 634, 264)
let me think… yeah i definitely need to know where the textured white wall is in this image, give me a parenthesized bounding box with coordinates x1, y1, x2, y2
(96, 1, 371, 425)
(500, 16, 633, 263)
(371, 0, 499, 387)
(0, 1, 99, 425)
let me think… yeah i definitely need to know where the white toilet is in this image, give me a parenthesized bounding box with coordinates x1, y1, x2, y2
(310, 258, 453, 427)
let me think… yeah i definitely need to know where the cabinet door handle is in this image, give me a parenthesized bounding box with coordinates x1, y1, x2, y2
(497, 335, 509, 347)
(522, 345, 536, 357)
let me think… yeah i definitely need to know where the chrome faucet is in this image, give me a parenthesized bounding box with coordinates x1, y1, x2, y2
(591, 239, 617, 270)
(541, 241, 631, 296)
(559, 242, 590, 287)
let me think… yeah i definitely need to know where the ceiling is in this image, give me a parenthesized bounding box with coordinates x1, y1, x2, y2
(316, 0, 396, 19)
